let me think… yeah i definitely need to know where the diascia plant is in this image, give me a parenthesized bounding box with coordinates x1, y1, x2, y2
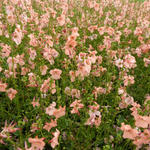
(0, 0, 150, 149)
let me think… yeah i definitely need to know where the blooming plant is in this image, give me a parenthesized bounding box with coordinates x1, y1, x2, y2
(0, 0, 150, 149)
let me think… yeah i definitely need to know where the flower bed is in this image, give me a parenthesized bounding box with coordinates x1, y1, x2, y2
(0, 0, 150, 149)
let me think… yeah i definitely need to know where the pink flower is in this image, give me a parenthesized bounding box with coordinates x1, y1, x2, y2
(57, 14, 65, 26)
(118, 87, 125, 95)
(123, 54, 137, 69)
(50, 80, 56, 94)
(40, 78, 50, 93)
(28, 48, 37, 60)
(94, 2, 100, 11)
(88, 1, 94, 8)
(134, 27, 143, 36)
(69, 71, 76, 82)
(71, 89, 80, 99)
(21, 67, 30, 76)
(50, 69, 62, 80)
(72, 27, 79, 37)
(70, 100, 84, 115)
(15, 54, 25, 66)
(123, 75, 135, 86)
(45, 35, 53, 47)
(1, 44, 11, 58)
(106, 27, 114, 36)
(53, 106, 66, 119)
(140, 44, 150, 54)
(92, 87, 106, 99)
(5, 5, 15, 15)
(27, 72, 37, 87)
(85, 110, 101, 127)
(88, 102, 100, 110)
(124, 96, 134, 105)
(144, 58, 150, 67)
(88, 25, 97, 33)
(115, 59, 123, 68)
(65, 39, 77, 49)
(43, 119, 57, 132)
(98, 27, 105, 35)
(45, 102, 56, 116)
(28, 34, 38, 47)
(6, 88, 17, 100)
(31, 97, 40, 107)
(103, 36, 111, 49)
(28, 136, 45, 150)
(120, 123, 138, 140)
(134, 115, 150, 128)
(12, 25, 23, 45)
(0, 82, 7, 92)
(2, 121, 20, 133)
(49, 129, 60, 149)
(50, 49, 59, 58)
(0, 121, 20, 145)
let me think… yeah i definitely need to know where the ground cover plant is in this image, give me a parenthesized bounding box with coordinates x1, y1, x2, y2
(0, 0, 150, 149)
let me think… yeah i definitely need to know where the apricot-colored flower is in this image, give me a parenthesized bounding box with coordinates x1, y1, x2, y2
(49, 129, 60, 149)
(6, 88, 17, 100)
(2, 121, 20, 133)
(123, 75, 135, 86)
(15, 54, 25, 66)
(43, 119, 57, 132)
(40, 78, 50, 93)
(1, 44, 11, 58)
(134, 115, 150, 128)
(88, 1, 94, 8)
(53, 106, 66, 119)
(85, 110, 101, 127)
(120, 123, 138, 140)
(0, 82, 7, 92)
(50, 69, 62, 80)
(12, 24, 23, 45)
(65, 39, 77, 49)
(144, 58, 150, 67)
(106, 27, 114, 36)
(123, 54, 137, 69)
(50, 49, 59, 58)
(31, 97, 40, 107)
(45, 102, 56, 116)
(28, 48, 37, 60)
(28, 136, 45, 150)
(134, 27, 143, 36)
(115, 58, 123, 68)
(140, 44, 150, 54)
(57, 14, 65, 26)
(94, 2, 100, 11)
(88, 102, 100, 110)
(98, 27, 105, 35)
(21, 67, 30, 76)
(28, 34, 38, 47)
(71, 89, 81, 99)
(70, 100, 84, 115)
(69, 71, 76, 82)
